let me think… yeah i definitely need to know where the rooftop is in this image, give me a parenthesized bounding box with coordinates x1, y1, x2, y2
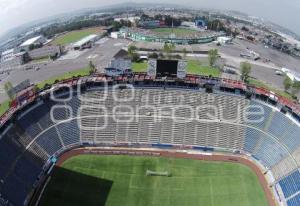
(1, 48, 14, 56)
(113, 49, 130, 59)
(20, 35, 43, 47)
(73, 34, 98, 47)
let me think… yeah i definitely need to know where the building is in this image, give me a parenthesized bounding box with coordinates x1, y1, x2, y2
(195, 18, 207, 28)
(217, 36, 233, 45)
(138, 20, 165, 28)
(120, 27, 225, 45)
(19, 35, 47, 51)
(28, 45, 61, 60)
(114, 16, 140, 24)
(0, 51, 27, 71)
(282, 68, 300, 82)
(105, 49, 132, 76)
(72, 34, 99, 50)
(111, 32, 122, 39)
(181, 21, 197, 29)
(0, 49, 15, 62)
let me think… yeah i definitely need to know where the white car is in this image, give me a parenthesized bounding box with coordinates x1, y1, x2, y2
(275, 70, 283, 75)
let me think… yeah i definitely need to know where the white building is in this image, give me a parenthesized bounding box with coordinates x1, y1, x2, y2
(181, 21, 197, 29)
(28, 45, 61, 60)
(282, 68, 300, 82)
(72, 34, 99, 50)
(111, 32, 120, 39)
(105, 49, 132, 76)
(19, 35, 47, 51)
(0, 51, 26, 71)
(217, 36, 233, 45)
(1, 49, 15, 62)
(114, 16, 140, 23)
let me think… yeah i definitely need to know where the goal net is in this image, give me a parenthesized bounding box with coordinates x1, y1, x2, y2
(146, 170, 171, 177)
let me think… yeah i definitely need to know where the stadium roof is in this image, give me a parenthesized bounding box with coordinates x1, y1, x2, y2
(20, 35, 43, 47)
(73, 34, 98, 48)
(1, 48, 14, 56)
(113, 49, 130, 59)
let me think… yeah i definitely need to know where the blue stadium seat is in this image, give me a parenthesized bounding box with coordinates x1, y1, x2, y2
(287, 193, 300, 206)
(279, 170, 300, 198)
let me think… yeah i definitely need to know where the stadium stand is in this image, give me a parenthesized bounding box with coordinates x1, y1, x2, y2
(0, 85, 300, 206)
(287, 193, 300, 206)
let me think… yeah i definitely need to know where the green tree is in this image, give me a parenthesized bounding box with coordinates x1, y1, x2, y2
(163, 43, 176, 59)
(208, 49, 218, 67)
(240, 62, 252, 82)
(112, 21, 122, 30)
(291, 81, 300, 97)
(4, 81, 16, 101)
(182, 48, 188, 59)
(128, 45, 138, 62)
(283, 76, 292, 92)
(148, 52, 158, 59)
(89, 61, 96, 74)
(128, 45, 137, 56)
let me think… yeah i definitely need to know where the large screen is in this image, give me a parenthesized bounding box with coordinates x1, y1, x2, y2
(156, 60, 178, 75)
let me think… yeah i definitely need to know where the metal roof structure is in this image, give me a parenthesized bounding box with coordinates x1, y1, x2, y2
(20, 36, 43, 47)
(72, 34, 98, 48)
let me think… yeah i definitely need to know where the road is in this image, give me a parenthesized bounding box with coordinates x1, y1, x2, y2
(0, 38, 130, 102)
(1, 37, 299, 102)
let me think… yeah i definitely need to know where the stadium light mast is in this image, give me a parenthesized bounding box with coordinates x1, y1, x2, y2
(171, 15, 174, 37)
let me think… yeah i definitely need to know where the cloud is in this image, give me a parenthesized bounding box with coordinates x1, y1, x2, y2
(0, 0, 300, 37)
(0, 0, 29, 14)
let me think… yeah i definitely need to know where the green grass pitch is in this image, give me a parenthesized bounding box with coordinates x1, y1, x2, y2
(52, 28, 102, 45)
(151, 28, 199, 36)
(40, 155, 268, 206)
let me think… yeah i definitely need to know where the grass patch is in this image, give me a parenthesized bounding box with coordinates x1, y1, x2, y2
(52, 27, 103, 45)
(41, 155, 268, 206)
(36, 67, 91, 89)
(187, 60, 220, 77)
(132, 62, 148, 72)
(248, 78, 294, 100)
(151, 28, 198, 36)
(30, 56, 50, 63)
(0, 100, 10, 116)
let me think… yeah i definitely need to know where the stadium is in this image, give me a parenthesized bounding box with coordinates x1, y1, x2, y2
(0, 72, 300, 206)
(120, 27, 225, 44)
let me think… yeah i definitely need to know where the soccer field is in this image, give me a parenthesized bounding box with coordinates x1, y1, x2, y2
(40, 155, 268, 206)
(52, 27, 103, 45)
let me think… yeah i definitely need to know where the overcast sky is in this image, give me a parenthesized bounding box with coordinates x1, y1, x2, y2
(1, 0, 300, 37)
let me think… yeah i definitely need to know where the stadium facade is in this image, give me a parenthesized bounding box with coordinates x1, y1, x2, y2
(0, 74, 300, 206)
(120, 28, 225, 44)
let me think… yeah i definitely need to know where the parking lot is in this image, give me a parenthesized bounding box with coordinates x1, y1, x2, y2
(1, 37, 300, 102)
(0, 38, 130, 102)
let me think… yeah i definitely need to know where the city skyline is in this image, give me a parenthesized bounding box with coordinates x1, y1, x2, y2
(0, 0, 300, 38)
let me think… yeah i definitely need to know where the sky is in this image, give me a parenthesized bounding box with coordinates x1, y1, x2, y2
(0, 0, 300, 37)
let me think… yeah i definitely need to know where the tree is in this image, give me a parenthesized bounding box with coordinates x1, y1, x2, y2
(163, 42, 176, 59)
(208, 49, 218, 67)
(283, 76, 292, 92)
(182, 48, 188, 59)
(128, 45, 137, 56)
(207, 20, 225, 31)
(128, 45, 138, 62)
(4, 81, 16, 101)
(240, 62, 252, 82)
(148, 52, 159, 59)
(291, 81, 300, 97)
(28, 44, 35, 51)
(112, 21, 122, 30)
(89, 61, 96, 74)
